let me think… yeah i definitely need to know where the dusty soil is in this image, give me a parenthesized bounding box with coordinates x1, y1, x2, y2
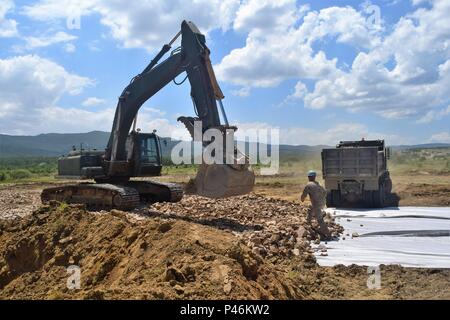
(393, 183, 450, 206)
(254, 177, 450, 207)
(0, 182, 449, 299)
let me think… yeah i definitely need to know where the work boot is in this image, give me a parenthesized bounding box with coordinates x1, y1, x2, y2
(318, 223, 332, 241)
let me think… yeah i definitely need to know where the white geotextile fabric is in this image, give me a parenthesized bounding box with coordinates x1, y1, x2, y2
(313, 207, 450, 268)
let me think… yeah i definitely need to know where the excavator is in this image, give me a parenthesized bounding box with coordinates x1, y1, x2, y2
(41, 20, 255, 210)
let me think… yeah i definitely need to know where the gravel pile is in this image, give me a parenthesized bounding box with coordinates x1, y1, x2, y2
(0, 187, 41, 219)
(147, 194, 343, 260)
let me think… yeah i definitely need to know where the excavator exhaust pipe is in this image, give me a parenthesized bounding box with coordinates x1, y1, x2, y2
(194, 163, 255, 198)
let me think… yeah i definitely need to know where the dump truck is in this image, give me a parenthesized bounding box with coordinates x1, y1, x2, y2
(321, 139, 392, 208)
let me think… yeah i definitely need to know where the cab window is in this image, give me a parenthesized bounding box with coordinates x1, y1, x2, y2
(140, 136, 159, 164)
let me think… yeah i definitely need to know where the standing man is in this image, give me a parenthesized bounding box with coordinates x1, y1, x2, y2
(300, 170, 331, 240)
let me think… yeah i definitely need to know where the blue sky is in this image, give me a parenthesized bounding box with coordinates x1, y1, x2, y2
(0, 0, 449, 145)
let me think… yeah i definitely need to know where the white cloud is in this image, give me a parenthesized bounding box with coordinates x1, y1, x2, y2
(233, 0, 303, 34)
(0, 0, 18, 37)
(280, 81, 308, 106)
(23, 31, 77, 49)
(231, 87, 251, 97)
(143, 107, 166, 117)
(216, 0, 450, 121)
(301, 5, 382, 49)
(82, 97, 106, 107)
(429, 132, 450, 143)
(233, 121, 409, 146)
(215, 4, 382, 89)
(139, 116, 191, 141)
(21, 0, 95, 21)
(215, 35, 337, 88)
(0, 55, 188, 137)
(22, 105, 187, 138)
(22, 0, 240, 52)
(0, 55, 93, 134)
(64, 43, 76, 53)
(416, 105, 450, 123)
(303, 0, 450, 119)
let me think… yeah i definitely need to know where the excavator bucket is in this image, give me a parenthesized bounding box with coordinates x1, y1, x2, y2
(194, 163, 255, 198)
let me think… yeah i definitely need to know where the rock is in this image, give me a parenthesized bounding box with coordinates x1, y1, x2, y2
(158, 222, 172, 233)
(173, 284, 184, 294)
(110, 209, 126, 219)
(293, 248, 300, 256)
(352, 232, 359, 238)
(223, 282, 232, 294)
(251, 237, 262, 246)
(164, 267, 187, 283)
(146, 194, 344, 260)
(59, 236, 73, 244)
(296, 226, 306, 238)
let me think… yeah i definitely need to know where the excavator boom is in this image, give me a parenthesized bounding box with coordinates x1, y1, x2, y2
(104, 20, 254, 198)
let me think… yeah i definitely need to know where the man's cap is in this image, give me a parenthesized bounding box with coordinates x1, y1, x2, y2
(307, 170, 317, 177)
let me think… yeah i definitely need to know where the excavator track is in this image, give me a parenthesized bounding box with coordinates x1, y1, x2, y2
(41, 180, 183, 211)
(41, 183, 140, 211)
(126, 180, 184, 203)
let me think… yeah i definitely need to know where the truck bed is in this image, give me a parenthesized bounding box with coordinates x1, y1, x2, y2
(322, 146, 383, 178)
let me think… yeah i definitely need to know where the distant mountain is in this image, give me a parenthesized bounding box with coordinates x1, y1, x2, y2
(0, 131, 449, 158)
(391, 143, 450, 150)
(0, 131, 111, 157)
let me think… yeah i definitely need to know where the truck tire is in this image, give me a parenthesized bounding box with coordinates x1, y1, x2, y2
(384, 177, 392, 195)
(326, 191, 334, 207)
(373, 183, 385, 208)
(332, 190, 341, 207)
(363, 190, 373, 207)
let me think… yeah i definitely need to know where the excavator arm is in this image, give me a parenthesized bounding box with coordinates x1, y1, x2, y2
(104, 20, 254, 197)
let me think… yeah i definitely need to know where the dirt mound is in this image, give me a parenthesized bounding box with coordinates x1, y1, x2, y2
(148, 194, 343, 260)
(0, 203, 304, 299)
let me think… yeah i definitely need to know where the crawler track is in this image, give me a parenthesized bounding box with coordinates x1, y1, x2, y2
(41, 180, 183, 210)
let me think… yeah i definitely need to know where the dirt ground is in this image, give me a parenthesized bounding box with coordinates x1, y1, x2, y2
(0, 180, 449, 300)
(255, 174, 450, 206)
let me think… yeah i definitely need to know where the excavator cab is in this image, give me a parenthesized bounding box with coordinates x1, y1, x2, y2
(128, 132, 163, 177)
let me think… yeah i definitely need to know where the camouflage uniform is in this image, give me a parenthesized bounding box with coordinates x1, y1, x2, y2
(301, 181, 331, 239)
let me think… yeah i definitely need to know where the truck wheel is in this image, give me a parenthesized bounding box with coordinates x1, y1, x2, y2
(373, 183, 385, 208)
(363, 191, 373, 207)
(384, 177, 392, 195)
(326, 191, 334, 207)
(332, 190, 341, 207)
